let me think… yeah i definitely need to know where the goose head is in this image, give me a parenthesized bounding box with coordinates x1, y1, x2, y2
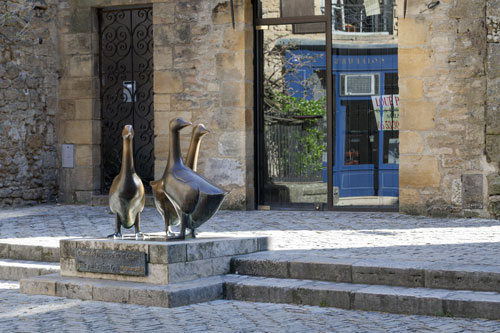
(193, 124, 210, 140)
(170, 117, 192, 132)
(122, 125, 134, 140)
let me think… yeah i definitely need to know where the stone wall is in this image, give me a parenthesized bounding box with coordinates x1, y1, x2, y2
(152, 0, 254, 209)
(56, 0, 254, 209)
(398, 0, 498, 217)
(0, 0, 59, 206)
(486, 0, 500, 218)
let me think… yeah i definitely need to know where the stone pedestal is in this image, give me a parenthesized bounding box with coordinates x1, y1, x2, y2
(20, 236, 269, 308)
(59, 236, 268, 284)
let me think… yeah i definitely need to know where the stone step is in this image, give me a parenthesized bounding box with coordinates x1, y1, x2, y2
(231, 253, 500, 292)
(20, 273, 225, 308)
(0, 242, 59, 262)
(225, 274, 500, 320)
(0, 259, 59, 281)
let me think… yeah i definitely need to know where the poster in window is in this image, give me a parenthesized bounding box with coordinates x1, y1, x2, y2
(364, 0, 381, 16)
(388, 138, 399, 164)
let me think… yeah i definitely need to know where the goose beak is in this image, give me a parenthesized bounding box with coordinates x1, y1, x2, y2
(178, 118, 192, 129)
(122, 125, 134, 138)
(195, 124, 210, 136)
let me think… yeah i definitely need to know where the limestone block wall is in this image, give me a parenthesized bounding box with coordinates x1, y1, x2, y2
(0, 0, 59, 206)
(152, 0, 254, 209)
(56, 0, 254, 209)
(398, 0, 498, 217)
(486, 0, 500, 217)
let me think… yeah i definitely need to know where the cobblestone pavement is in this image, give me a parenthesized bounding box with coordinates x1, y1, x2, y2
(2, 205, 500, 331)
(1, 281, 499, 332)
(1, 205, 500, 265)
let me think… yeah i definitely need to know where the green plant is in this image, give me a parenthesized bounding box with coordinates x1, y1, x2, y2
(269, 91, 326, 176)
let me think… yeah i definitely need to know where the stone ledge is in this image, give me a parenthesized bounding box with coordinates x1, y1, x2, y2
(232, 254, 500, 292)
(20, 274, 225, 308)
(0, 243, 59, 262)
(0, 259, 59, 281)
(225, 275, 500, 320)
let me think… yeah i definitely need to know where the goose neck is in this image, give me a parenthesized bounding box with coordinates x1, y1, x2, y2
(121, 137, 135, 174)
(166, 129, 184, 173)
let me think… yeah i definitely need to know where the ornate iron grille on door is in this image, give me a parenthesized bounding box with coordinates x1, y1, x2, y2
(99, 7, 154, 193)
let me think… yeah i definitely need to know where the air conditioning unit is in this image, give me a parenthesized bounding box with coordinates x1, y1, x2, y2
(340, 74, 379, 96)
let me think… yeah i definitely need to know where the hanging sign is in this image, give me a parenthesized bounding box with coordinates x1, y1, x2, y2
(371, 95, 399, 131)
(364, 0, 381, 16)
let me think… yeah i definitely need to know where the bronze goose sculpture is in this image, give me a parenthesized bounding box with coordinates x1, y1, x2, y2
(150, 124, 210, 237)
(162, 117, 226, 240)
(108, 125, 146, 239)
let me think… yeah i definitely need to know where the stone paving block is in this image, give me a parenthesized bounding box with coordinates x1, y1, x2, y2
(231, 258, 289, 278)
(186, 237, 262, 262)
(0, 259, 59, 280)
(56, 277, 93, 300)
(8, 244, 43, 262)
(129, 285, 170, 308)
(225, 275, 362, 309)
(225, 275, 308, 304)
(425, 263, 500, 292)
(41, 247, 59, 262)
(443, 290, 500, 320)
(289, 258, 352, 283)
(352, 260, 425, 288)
(59, 240, 76, 259)
(168, 282, 224, 308)
(92, 280, 130, 303)
(60, 257, 75, 276)
(294, 281, 355, 309)
(148, 242, 186, 264)
(353, 285, 449, 317)
(0, 243, 9, 258)
(168, 256, 231, 283)
(20, 274, 58, 296)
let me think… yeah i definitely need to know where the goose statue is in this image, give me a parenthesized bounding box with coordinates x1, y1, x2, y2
(161, 117, 226, 240)
(150, 124, 210, 237)
(108, 125, 146, 239)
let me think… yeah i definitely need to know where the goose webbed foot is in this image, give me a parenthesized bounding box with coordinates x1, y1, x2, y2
(135, 232, 149, 240)
(166, 229, 176, 237)
(107, 232, 122, 239)
(109, 215, 122, 239)
(185, 228, 196, 239)
(166, 234, 186, 241)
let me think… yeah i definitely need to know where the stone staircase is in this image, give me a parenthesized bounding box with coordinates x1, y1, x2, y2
(226, 252, 500, 320)
(13, 239, 500, 320)
(0, 242, 60, 281)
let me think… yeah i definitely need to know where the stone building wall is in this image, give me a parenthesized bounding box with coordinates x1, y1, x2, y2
(398, 0, 498, 217)
(56, 0, 254, 209)
(486, 0, 500, 217)
(0, 0, 59, 206)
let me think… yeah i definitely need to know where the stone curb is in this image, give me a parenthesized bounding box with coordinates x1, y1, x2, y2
(19, 272, 500, 320)
(224, 275, 500, 320)
(231, 254, 500, 292)
(20, 274, 226, 308)
(0, 259, 59, 281)
(0, 243, 59, 262)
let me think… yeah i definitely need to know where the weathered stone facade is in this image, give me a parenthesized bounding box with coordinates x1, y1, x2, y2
(1, 0, 499, 218)
(55, 0, 253, 209)
(398, 0, 499, 217)
(0, 0, 59, 206)
(486, 0, 500, 217)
